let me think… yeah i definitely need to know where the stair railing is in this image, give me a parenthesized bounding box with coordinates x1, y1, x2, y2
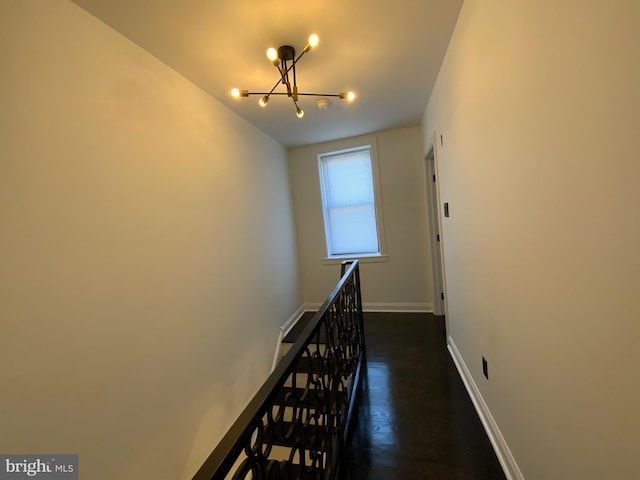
(193, 260, 365, 480)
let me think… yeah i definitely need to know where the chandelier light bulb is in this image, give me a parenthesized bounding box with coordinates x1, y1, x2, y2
(231, 88, 249, 98)
(296, 107, 304, 118)
(339, 91, 356, 102)
(259, 95, 269, 107)
(304, 33, 320, 53)
(266, 48, 278, 62)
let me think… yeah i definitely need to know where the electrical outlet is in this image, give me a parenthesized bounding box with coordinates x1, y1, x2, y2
(482, 357, 488, 379)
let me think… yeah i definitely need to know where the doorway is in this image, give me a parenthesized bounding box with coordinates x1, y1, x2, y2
(425, 143, 447, 317)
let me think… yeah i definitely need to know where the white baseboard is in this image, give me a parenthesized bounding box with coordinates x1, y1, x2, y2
(447, 337, 524, 480)
(271, 305, 307, 372)
(363, 302, 433, 312)
(302, 302, 323, 312)
(270, 329, 285, 373)
(303, 302, 433, 313)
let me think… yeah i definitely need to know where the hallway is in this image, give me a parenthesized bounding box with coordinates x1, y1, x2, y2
(339, 312, 506, 480)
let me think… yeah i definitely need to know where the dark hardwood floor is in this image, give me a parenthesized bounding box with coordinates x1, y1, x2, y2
(339, 312, 506, 480)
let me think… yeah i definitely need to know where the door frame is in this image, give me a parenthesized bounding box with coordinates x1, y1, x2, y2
(425, 132, 448, 319)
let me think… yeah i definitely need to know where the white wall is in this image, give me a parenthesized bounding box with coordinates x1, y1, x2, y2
(0, 1, 301, 478)
(423, 0, 640, 478)
(288, 127, 434, 310)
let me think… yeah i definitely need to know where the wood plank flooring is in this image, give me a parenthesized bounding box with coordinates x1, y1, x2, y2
(338, 312, 506, 480)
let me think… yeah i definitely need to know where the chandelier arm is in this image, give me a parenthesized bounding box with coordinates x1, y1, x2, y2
(246, 92, 299, 96)
(245, 92, 344, 97)
(274, 70, 287, 93)
(266, 70, 285, 96)
(292, 60, 297, 96)
(278, 51, 306, 82)
(282, 59, 293, 97)
(282, 77, 292, 97)
(290, 50, 311, 98)
(292, 49, 310, 66)
(260, 67, 286, 97)
(280, 54, 304, 101)
(258, 63, 289, 100)
(248, 92, 304, 97)
(296, 93, 344, 97)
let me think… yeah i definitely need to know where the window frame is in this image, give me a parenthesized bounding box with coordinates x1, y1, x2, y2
(317, 139, 387, 264)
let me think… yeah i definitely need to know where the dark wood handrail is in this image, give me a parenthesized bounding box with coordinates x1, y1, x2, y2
(193, 260, 364, 480)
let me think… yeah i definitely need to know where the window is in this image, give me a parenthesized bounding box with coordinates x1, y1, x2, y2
(318, 144, 385, 260)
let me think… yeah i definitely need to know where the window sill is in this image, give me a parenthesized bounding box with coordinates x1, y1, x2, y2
(321, 254, 388, 265)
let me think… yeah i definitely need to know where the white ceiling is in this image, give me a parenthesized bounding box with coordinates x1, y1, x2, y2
(70, 0, 463, 147)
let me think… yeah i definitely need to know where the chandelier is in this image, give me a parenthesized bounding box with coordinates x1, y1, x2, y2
(231, 34, 356, 118)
